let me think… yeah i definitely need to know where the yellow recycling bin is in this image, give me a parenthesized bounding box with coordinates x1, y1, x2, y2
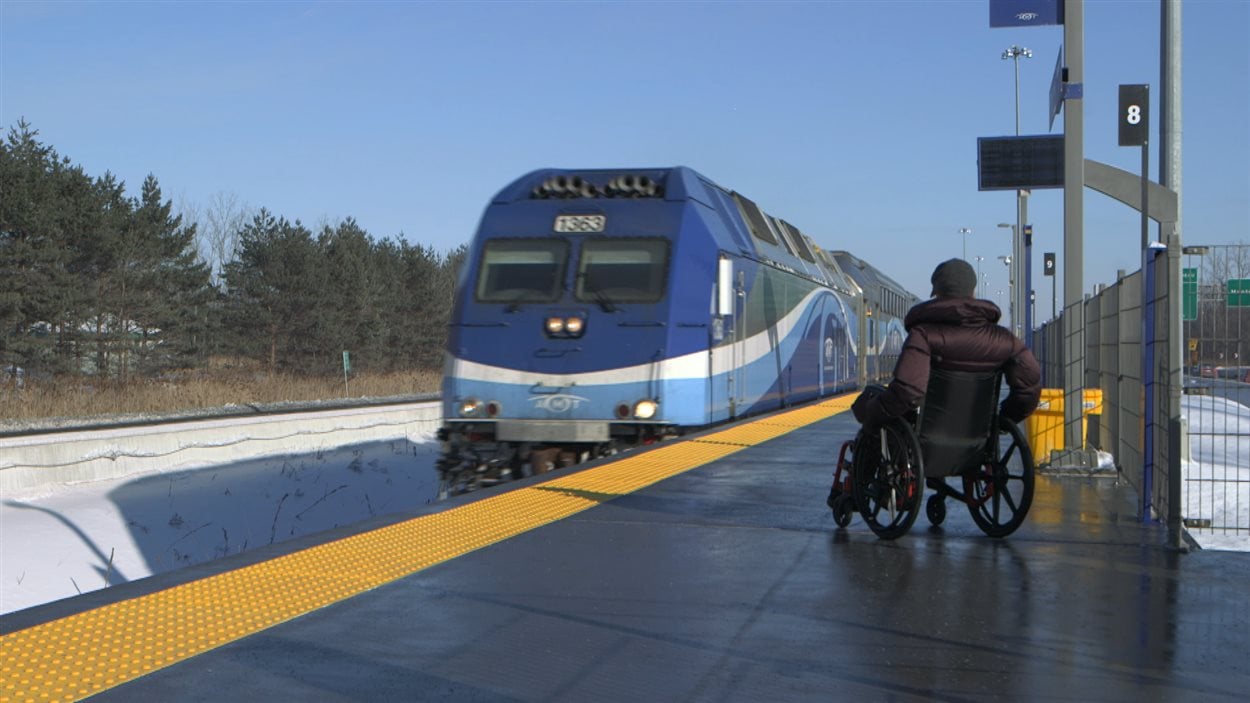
(1025, 388, 1104, 463)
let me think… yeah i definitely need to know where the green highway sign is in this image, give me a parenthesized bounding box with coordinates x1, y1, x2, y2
(1230, 279, 1250, 308)
(1183, 268, 1197, 320)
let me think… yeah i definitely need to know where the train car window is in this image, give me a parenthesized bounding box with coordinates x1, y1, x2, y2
(730, 193, 778, 245)
(817, 249, 841, 275)
(780, 221, 817, 263)
(475, 239, 568, 303)
(766, 217, 797, 256)
(702, 184, 756, 253)
(574, 238, 669, 304)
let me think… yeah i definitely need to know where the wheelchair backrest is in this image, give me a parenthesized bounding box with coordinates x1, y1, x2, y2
(916, 368, 1002, 477)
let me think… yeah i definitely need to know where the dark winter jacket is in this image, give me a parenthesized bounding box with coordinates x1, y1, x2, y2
(852, 297, 1042, 427)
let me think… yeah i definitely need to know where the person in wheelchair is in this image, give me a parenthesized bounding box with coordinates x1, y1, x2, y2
(852, 258, 1041, 431)
(836, 258, 1042, 538)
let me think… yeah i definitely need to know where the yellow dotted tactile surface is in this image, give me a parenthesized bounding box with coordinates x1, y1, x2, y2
(0, 394, 853, 702)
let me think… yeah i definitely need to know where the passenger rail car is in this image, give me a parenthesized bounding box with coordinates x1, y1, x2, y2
(831, 250, 917, 385)
(437, 166, 915, 494)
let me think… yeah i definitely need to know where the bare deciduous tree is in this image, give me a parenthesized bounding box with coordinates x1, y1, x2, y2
(197, 191, 252, 285)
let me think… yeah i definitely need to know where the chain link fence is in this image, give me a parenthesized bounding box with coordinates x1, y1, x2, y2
(1179, 244, 1250, 541)
(1032, 243, 1249, 542)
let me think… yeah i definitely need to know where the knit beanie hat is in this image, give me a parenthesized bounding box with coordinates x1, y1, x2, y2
(930, 258, 978, 298)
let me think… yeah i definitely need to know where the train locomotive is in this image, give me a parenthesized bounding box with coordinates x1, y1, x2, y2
(437, 166, 917, 494)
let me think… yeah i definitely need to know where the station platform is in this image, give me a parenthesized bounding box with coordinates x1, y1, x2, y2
(3, 395, 1250, 702)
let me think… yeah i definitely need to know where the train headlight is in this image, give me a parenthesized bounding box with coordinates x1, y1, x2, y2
(544, 315, 586, 338)
(633, 399, 659, 419)
(457, 398, 482, 417)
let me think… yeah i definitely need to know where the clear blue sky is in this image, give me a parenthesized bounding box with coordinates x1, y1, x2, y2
(2, 0, 1246, 309)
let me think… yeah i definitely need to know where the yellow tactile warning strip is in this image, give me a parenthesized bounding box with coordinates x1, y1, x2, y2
(0, 394, 855, 703)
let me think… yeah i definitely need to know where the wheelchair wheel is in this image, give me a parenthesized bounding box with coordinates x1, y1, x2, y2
(964, 416, 1035, 538)
(831, 493, 855, 528)
(852, 420, 924, 540)
(926, 494, 946, 526)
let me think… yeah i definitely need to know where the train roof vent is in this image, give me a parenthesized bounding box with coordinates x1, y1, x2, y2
(531, 175, 600, 199)
(529, 173, 665, 200)
(603, 174, 663, 198)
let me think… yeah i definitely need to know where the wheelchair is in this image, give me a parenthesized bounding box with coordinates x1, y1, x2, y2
(828, 368, 1035, 540)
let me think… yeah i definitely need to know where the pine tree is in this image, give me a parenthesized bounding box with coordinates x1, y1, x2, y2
(221, 210, 328, 373)
(318, 219, 387, 374)
(0, 120, 97, 377)
(126, 174, 213, 374)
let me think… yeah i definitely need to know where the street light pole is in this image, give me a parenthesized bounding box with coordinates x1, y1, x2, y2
(1002, 44, 1032, 339)
(997, 223, 1015, 329)
(974, 255, 984, 295)
(998, 255, 1013, 330)
(1003, 45, 1032, 135)
(958, 227, 972, 261)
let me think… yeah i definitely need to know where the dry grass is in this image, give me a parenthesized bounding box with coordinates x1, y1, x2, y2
(0, 369, 443, 423)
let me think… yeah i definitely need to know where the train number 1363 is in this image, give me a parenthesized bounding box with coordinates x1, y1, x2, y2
(553, 215, 606, 233)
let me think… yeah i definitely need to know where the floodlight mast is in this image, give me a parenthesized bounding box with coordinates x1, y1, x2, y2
(1002, 44, 1032, 340)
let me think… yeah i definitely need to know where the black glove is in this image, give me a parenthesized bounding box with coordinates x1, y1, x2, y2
(852, 384, 888, 427)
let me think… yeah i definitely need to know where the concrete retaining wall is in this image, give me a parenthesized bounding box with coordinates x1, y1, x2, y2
(0, 402, 442, 494)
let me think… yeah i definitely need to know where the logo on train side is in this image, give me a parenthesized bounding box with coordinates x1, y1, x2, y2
(824, 337, 834, 363)
(529, 393, 589, 413)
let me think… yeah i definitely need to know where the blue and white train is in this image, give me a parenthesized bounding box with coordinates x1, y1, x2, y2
(437, 166, 916, 493)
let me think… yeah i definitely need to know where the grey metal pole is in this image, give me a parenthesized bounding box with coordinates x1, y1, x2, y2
(1061, 0, 1086, 457)
(1162, 0, 1185, 547)
(1051, 269, 1056, 320)
(1014, 50, 1021, 135)
(1005, 45, 1033, 339)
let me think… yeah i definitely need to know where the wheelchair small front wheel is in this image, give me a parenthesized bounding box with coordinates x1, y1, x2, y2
(926, 494, 946, 526)
(831, 493, 855, 528)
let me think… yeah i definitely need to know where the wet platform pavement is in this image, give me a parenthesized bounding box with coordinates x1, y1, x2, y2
(6, 406, 1250, 702)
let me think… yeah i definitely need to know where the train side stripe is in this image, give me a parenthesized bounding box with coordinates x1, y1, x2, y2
(0, 394, 856, 703)
(451, 287, 839, 385)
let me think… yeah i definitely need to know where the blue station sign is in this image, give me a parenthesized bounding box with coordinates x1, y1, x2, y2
(990, 0, 1064, 28)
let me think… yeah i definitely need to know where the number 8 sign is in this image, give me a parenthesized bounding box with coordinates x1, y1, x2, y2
(1119, 84, 1149, 147)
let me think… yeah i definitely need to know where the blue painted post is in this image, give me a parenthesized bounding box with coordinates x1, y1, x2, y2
(1141, 244, 1167, 523)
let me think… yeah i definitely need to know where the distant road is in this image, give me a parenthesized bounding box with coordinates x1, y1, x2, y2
(1185, 378, 1250, 410)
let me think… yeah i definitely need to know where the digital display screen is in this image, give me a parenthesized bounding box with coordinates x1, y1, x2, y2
(977, 135, 1065, 191)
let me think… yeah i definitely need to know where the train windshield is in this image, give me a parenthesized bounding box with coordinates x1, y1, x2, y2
(475, 238, 568, 303)
(574, 238, 669, 304)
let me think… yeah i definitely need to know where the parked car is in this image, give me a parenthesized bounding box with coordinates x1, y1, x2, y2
(1217, 366, 1250, 383)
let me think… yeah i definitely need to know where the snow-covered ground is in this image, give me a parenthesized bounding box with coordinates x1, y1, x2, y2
(1, 434, 442, 615)
(1, 396, 1246, 617)
(1181, 393, 1250, 551)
